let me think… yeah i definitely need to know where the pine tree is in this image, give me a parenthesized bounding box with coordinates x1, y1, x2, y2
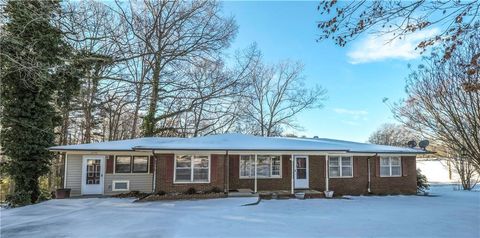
(0, 0, 69, 204)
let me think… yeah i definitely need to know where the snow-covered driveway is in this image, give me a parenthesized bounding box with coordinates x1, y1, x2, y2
(1, 186, 479, 238)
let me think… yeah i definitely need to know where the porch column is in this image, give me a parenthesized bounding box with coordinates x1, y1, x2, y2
(225, 152, 230, 193)
(63, 153, 68, 188)
(254, 154, 258, 193)
(325, 154, 329, 191)
(291, 154, 294, 195)
(152, 152, 157, 193)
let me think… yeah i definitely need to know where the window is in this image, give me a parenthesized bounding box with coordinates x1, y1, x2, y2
(115, 156, 131, 173)
(329, 156, 353, 177)
(133, 156, 148, 173)
(380, 157, 402, 177)
(115, 156, 149, 173)
(112, 180, 129, 191)
(239, 155, 281, 178)
(174, 155, 210, 183)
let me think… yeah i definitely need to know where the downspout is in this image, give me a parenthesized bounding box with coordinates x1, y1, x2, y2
(152, 150, 156, 193)
(367, 153, 378, 194)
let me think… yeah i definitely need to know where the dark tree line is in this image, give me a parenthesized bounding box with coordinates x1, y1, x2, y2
(0, 0, 325, 205)
(0, 0, 72, 204)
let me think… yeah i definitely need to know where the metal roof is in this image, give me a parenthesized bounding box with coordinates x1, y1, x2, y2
(49, 133, 428, 154)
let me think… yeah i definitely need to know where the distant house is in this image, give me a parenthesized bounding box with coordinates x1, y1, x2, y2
(49, 133, 428, 197)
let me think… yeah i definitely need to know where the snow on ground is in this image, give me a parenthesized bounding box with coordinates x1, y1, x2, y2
(1, 185, 479, 238)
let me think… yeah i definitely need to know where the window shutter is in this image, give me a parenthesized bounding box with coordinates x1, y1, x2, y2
(375, 157, 380, 177)
(106, 155, 114, 174)
(149, 156, 155, 174)
(282, 155, 289, 178)
(402, 157, 408, 176)
(353, 157, 359, 177)
(211, 155, 218, 182)
(166, 154, 174, 181)
(231, 155, 239, 177)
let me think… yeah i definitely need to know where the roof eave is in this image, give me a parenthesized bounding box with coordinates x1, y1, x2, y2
(49, 148, 135, 152)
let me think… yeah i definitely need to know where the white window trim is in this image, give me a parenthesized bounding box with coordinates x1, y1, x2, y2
(380, 156, 402, 177)
(173, 154, 211, 184)
(112, 180, 130, 192)
(329, 156, 353, 178)
(239, 154, 282, 179)
(113, 155, 150, 174)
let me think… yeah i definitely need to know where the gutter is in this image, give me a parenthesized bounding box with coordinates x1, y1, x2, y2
(132, 147, 348, 152)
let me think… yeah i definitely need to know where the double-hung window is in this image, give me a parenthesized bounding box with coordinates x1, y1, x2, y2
(115, 156, 149, 173)
(329, 156, 353, 177)
(115, 156, 132, 173)
(239, 155, 281, 178)
(174, 155, 210, 183)
(380, 157, 401, 177)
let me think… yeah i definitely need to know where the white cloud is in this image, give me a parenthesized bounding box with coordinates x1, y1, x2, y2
(333, 108, 368, 123)
(347, 28, 439, 64)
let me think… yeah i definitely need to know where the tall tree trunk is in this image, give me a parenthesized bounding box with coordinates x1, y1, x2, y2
(143, 60, 161, 137)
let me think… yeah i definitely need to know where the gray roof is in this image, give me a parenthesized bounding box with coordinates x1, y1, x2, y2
(49, 133, 427, 154)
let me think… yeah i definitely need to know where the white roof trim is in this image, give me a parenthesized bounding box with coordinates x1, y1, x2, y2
(49, 133, 429, 154)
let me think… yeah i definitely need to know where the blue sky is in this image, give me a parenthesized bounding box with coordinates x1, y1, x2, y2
(222, 1, 431, 142)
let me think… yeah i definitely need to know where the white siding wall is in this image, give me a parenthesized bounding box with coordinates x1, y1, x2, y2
(65, 154, 82, 196)
(104, 174, 153, 195)
(65, 154, 154, 196)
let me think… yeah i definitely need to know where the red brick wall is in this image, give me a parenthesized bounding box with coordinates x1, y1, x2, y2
(308, 155, 326, 191)
(154, 153, 417, 195)
(326, 156, 417, 195)
(370, 156, 417, 195)
(154, 154, 225, 193)
(228, 155, 292, 191)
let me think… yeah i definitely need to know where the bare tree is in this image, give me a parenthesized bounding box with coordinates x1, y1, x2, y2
(392, 34, 480, 170)
(62, 1, 124, 143)
(240, 49, 327, 136)
(368, 123, 419, 147)
(114, 0, 238, 136)
(317, 1, 480, 65)
(450, 155, 479, 190)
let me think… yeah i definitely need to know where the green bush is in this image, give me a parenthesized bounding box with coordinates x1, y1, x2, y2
(37, 188, 52, 202)
(6, 191, 32, 207)
(417, 169, 430, 193)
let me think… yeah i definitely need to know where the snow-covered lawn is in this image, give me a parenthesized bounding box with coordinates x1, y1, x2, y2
(1, 185, 479, 238)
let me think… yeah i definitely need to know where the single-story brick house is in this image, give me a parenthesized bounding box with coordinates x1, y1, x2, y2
(49, 133, 428, 196)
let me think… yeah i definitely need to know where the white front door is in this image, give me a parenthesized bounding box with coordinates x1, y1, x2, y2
(294, 155, 309, 189)
(81, 155, 105, 195)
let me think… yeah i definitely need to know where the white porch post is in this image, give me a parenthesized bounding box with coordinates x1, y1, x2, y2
(325, 154, 329, 191)
(63, 153, 68, 188)
(152, 152, 156, 193)
(291, 154, 294, 195)
(254, 154, 258, 193)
